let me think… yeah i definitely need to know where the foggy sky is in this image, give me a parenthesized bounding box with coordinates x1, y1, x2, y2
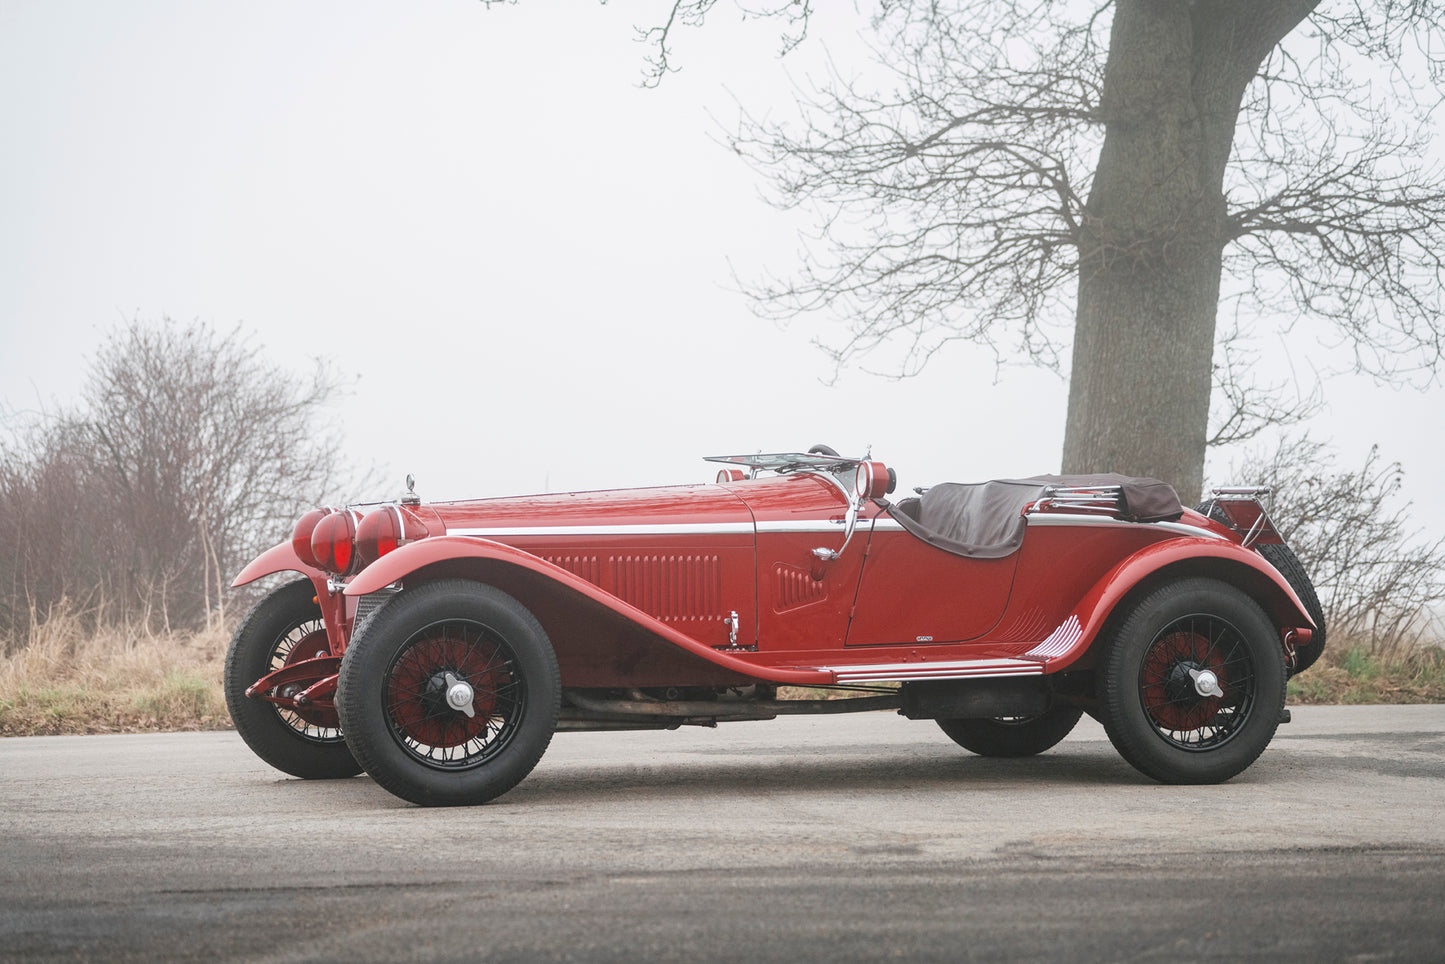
(3, 1, 1441, 538)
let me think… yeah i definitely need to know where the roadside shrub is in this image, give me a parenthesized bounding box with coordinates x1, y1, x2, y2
(1228, 435, 1445, 660)
(1, 318, 359, 648)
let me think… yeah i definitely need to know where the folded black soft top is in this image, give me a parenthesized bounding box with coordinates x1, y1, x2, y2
(886, 474, 1184, 560)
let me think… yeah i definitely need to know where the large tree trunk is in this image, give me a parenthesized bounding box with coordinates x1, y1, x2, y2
(1062, 0, 1318, 503)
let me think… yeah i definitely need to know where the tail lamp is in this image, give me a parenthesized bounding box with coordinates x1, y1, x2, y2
(356, 505, 428, 566)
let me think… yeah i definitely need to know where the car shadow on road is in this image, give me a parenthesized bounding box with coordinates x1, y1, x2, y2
(299, 742, 1157, 811)
(525, 750, 1144, 798)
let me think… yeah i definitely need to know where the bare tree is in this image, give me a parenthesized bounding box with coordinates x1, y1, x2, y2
(1230, 436, 1445, 659)
(537, 0, 1444, 501)
(0, 413, 112, 648)
(0, 319, 356, 645)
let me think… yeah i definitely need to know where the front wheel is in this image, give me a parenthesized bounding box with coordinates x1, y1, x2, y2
(1098, 578, 1286, 785)
(223, 579, 362, 779)
(335, 580, 560, 806)
(936, 706, 1083, 757)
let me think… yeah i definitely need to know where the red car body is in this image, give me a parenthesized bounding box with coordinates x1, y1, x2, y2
(225, 451, 1322, 806)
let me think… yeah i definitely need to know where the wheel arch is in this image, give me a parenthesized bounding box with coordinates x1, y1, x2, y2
(1045, 540, 1316, 673)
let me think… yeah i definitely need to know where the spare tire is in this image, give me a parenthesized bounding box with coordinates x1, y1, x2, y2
(1256, 543, 1327, 675)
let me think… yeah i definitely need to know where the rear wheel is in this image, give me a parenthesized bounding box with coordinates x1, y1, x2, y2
(937, 706, 1083, 757)
(1099, 578, 1286, 784)
(336, 580, 560, 806)
(223, 579, 361, 779)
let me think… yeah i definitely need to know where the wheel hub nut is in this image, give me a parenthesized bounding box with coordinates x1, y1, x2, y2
(1188, 667, 1224, 699)
(443, 672, 477, 718)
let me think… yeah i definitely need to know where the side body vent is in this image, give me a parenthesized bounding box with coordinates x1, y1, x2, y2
(610, 554, 723, 625)
(543, 554, 602, 585)
(773, 564, 827, 612)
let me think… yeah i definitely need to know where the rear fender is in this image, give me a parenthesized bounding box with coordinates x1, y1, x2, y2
(343, 536, 829, 686)
(1038, 539, 1316, 673)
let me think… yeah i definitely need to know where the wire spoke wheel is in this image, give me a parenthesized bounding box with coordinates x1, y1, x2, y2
(336, 580, 560, 806)
(223, 579, 361, 780)
(1138, 615, 1256, 751)
(1099, 578, 1285, 785)
(270, 621, 344, 740)
(384, 620, 526, 770)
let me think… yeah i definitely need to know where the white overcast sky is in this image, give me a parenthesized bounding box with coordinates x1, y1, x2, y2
(2, 1, 1442, 537)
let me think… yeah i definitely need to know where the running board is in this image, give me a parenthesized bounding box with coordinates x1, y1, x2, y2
(821, 658, 1044, 683)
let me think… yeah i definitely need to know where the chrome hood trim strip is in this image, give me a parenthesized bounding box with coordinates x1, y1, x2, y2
(447, 520, 845, 538)
(448, 522, 754, 537)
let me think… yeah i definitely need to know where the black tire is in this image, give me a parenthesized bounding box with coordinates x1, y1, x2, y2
(1098, 578, 1286, 785)
(936, 706, 1084, 757)
(1257, 543, 1327, 675)
(335, 580, 560, 806)
(223, 579, 362, 780)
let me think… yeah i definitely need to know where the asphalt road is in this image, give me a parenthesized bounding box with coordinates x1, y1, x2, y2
(2, 705, 1443, 962)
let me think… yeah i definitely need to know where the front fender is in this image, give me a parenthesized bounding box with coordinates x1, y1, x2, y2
(230, 542, 346, 655)
(343, 536, 829, 686)
(231, 541, 325, 588)
(1039, 538, 1316, 673)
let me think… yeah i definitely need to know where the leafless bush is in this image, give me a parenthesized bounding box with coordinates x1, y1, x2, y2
(0, 319, 357, 651)
(1228, 435, 1445, 659)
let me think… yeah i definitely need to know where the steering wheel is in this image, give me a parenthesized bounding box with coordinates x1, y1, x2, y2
(807, 444, 841, 457)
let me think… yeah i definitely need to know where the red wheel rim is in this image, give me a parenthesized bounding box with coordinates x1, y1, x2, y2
(268, 621, 344, 739)
(383, 620, 524, 769)
(1141, 630, 1229, 730)
(1137, 614, 1257, 750)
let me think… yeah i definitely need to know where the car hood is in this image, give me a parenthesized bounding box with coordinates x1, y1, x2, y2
(425, 483, 755, 536)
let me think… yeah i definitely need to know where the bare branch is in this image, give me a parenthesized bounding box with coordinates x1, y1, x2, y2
(629, 0, 814, 87)
(1207, 321, 1324, 447)
(721, 0, 1443, 457)
(728, 2, 1101, 378)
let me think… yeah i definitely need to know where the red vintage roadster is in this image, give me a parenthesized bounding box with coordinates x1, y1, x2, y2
(224, 448, 1324, 806)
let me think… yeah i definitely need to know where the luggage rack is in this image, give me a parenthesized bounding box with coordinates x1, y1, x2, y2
(1030, 483, 1125, 515)
(1205, 485, 1272, 501)
(1197, 485, 1275, 548)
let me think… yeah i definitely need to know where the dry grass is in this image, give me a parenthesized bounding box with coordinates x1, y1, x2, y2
(0, 605, 230, 736)
(1287, 638, 1445, 705)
